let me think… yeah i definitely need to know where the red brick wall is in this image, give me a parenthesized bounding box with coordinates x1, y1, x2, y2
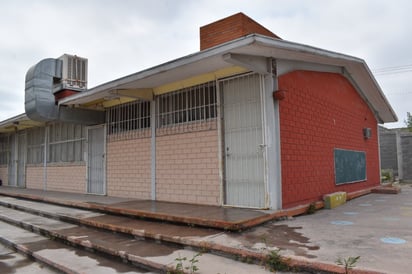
(200, 12, 280, 50)
(278, 71, 380, 208)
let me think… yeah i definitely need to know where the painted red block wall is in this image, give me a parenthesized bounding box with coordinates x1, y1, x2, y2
(278, 71, 380, 208)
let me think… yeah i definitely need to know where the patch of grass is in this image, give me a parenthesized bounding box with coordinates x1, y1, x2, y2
(306, 202, 317, 214)
(381, 169, 393, 183)
(265, 250, 291, 272)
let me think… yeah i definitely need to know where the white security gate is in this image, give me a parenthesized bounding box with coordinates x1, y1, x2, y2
(17, 133, 27, 187)
(8, 134, 17, 186)
(87, 126, 106, 194)
(221, 73, 266, 208)
(8, 132, 27, 187)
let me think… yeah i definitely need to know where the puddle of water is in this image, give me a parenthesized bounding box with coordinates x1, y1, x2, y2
(0, 252, 35, 274)
(234, 224, 319, 259)
(25, 238, 151, 273)
(343, 212, 359, 215)
(383, 217, 400, 222)
(358, 203, 372, 207)
(331, 221, 354, 226)
(380, 237, 407, 244)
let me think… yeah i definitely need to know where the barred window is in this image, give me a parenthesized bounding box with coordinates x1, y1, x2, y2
(48, 122, 85, 163)
(0, 134, 10, 165)
(27, 127, 45, 164)
(156, 81, 217, 127)
(107, 100, 151, 135)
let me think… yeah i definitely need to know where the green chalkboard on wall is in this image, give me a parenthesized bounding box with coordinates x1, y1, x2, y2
(334, 148, 366, 185)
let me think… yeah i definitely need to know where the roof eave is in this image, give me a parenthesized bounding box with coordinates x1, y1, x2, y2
(59, 34, 397, 123)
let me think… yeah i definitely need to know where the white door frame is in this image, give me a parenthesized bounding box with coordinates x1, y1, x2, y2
(219, 73, 269, 209)
(86, 125, 106, 195)
(8, 132, 27, 187)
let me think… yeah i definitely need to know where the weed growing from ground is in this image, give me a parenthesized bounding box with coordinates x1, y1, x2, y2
(265, 250, 290, 272)
(306, 202, 317, 214)
(336, 256, 360, 274)
(168, 252, 202, 274)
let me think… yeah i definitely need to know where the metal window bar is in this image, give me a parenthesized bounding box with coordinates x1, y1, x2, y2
(48, 122, 86, 163)
(155, 81, 217, 135)
(106, 100, 151, 141)
(0, 134, 10, 165)
(26, 127, 45, 164)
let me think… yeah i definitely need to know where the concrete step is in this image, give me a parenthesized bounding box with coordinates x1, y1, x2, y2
(0, 220, 152, 274)
(0, 196, 268, 264)
(0, 242, 59, 274)
(0, 204, 275, 274)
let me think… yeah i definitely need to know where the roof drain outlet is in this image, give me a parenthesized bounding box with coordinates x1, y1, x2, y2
(25, 57, 104, 125)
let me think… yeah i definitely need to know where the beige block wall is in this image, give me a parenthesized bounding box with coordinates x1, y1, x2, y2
(106, 137, 152, 199)
(156, 128, 220, 205)
(26, 165, 44, 189)
(0, 166, 8, 185)
(45, 164, 86, 193)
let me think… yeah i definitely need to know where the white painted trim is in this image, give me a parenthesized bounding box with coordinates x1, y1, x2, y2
(150, 100, 156, 200)
(216, 79, 224, 206)
(86, 124, 107, 195)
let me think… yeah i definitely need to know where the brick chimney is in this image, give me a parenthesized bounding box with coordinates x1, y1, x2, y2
(200, 12, 281, 50)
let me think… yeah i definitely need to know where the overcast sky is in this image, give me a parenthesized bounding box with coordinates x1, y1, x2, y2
(0, 0, 411, 128)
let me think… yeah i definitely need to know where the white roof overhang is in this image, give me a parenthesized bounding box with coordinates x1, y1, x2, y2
(0, 113, 45, 133)
(59, 34, 397, 123)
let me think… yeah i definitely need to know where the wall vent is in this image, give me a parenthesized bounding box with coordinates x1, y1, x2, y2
(53, 54, 88, 93)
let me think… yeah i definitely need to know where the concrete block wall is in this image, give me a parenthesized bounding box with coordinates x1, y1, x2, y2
(45, 164, 86, 193)
(26, 166, 44, 189)
(106, 136, 151, 199)
(378, 129, 398, 176)
(156, 127, 220, 205)
(278, 71, 380, 208)
(379, 128, 412, 181)
(0, 166, 7, 185)
(401, 135, 412, 180)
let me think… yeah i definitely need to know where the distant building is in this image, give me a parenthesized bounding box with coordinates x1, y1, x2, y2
(0, 13, 397, 209)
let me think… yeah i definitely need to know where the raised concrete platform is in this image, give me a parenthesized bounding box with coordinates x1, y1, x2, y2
(0, 185, 381, 231)
(0, 186, 276, 231)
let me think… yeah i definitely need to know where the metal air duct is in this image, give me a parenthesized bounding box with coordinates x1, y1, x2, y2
(25, 57, 104, 125)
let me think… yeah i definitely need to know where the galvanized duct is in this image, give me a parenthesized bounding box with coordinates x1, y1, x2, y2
(25, 58, 104, 125)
